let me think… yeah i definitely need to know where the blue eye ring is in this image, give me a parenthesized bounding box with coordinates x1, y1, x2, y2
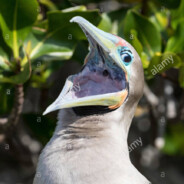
(117, 46, 133, 66)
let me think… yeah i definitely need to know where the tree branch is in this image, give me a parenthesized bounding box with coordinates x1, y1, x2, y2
(0, 84, 24, 136)
(144, 82, 159, 107)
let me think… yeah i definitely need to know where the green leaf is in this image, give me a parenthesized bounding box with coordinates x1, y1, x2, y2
(24, 29, 75, 62)
(0, 29, 12, 58)
(163, 122, 184, 155)
(30, 59, 65, 88)
(98, 13, 112, 32)
(108, 8, 128, 24)
(0, 0, 38, 58)
(39, 0, 58, 11)
(22, 6, 101, 64)
(165, 22, 184, 53)
(179, 65, 184, 88)
(107, 8, 128, 36)
(158, 0, 180, 9)
(128, 29, 143, 56)
(141, 52, 149, 69)
(0, 59, 31, 84)
(146, 52, 182, 79)
(149, 11, 169, 32)
(47, 7, 100, 33)
(171, 0, 184, 29)
(72, 40, 88, 64)
(123, 10, 161, 57)
(0, 47, 10, 70)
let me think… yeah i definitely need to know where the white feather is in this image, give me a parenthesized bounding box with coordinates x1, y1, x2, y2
(34, 108, 150, 184)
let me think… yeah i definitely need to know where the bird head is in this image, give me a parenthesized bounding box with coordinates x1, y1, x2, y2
(43, 16, 144, 116)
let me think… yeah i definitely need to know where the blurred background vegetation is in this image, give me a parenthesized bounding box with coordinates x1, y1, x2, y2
(0, 0, 184, 183)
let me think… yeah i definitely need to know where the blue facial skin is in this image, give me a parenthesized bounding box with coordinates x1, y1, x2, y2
(86, 48, 125, 79)
(117, 46, 134, 66)
(83, 47, 127, 90)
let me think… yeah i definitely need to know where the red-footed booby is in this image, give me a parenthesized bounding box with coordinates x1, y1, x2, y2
(34, 16, 150, 184)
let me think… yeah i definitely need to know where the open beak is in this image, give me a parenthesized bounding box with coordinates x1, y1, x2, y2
(43, 16, 129, 115)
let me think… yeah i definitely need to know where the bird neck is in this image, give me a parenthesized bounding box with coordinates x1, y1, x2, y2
(54, 108, 134, 158)
(44, 106, 149, 184)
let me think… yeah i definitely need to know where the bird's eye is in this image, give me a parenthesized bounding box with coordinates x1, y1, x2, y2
(118, 47, 133, 66)
(121, 53, 132, 63)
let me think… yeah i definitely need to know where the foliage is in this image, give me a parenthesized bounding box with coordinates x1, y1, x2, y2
(163, 122, 184, 155)
(0, 0, 184, 154)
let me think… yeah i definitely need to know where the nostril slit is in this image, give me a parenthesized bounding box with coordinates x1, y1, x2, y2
(103, 70, 109, 76)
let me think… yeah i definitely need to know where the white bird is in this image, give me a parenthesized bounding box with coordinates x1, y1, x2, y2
(34, 16, 150, 184)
